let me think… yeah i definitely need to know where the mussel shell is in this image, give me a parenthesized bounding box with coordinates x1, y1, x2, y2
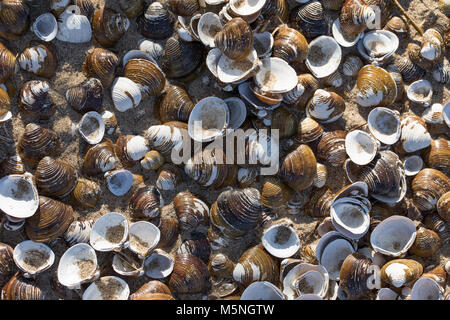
(19, 80, 55, 120)
(214, 17, 253, 61)
(66, 78, 103, 114)
(81, 140, 119, 177)
(1, 273, 44, 300)
(92, 7, 129, 48)
(412, 168, 450, 211)
(129, 186, 162, 220)
(0, 42, 16, 84)
(160, 36, 204, 79)
(178, 238, 211, 263)
(0, 155, 25, 176)
(156, 217, 179, 248)
(69, 178, 101, 209)
(18, 123, 61, 165)
(157, 85, 194, 123)
(409, 227, 442, 258)
(25, 196, 74, 243)
(339, 253, 374, 300)
(137, 2, 175, 40)
(174, 190, 209, 234)
(290, 1, 328, 39)
(123, 58, 165, 97)
(272, 25, 308, 64)
(35, 157, 78, 198)
(0, 0, 30, 40)
(0, 243, 15, 283)
(317, 130, 347, 167)
(18, 42, 58, 78)
(280, 144, 317, 192)
(82, 48, 119, 89)
(425, 139, 449, 175)
(168, 253, 210, 295)
(380, 259, 423, 288)
(130, 280, 172, 300)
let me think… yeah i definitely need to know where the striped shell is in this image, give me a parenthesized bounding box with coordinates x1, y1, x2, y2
(35, 157, 78, 198)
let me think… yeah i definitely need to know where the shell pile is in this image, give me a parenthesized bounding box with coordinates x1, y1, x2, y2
(0, 0, 448, 301)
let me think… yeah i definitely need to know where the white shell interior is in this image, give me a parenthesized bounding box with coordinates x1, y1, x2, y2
(33, 13, 58, 42)
(217, 49, 258, 84)
(306, 36, 342, 78)
(367, 107, 401, 145)
(422, 103, 444, 124)
(403, 155, 423, 176)
(253, 32, 274, 58)
(112, 252, 144, 277)
(411, 277, 443, 300)
(282, 263, 329, 299)
(90, 212, 129, 252)
(241, 281, 285, 300)
(82, 276, 130, 300)
(144, 250, 174, 279)
(224, 97, 247, 130)
(198, 12, 222, 47)
(188, 97, 230, 142)
(407, 80, 433, 107)
(13, 240, 55, 276)
(0, 174, 39, 219)
(111, 77, 142, 112)
(262, 224, 300, 258)
(254, 58, 298, 94)
(345, 130, 378, 165)
(370, 215, 417, 257)
(229, 0, 266, 16)
(358, 30, 399, 64)
(105, 170, 134, 196)
(330, 197, 371, 239)
(443, 102, 450, 128)
(78, 111, 105, 145)
(376, 288, 398, 300)
(57, 243, 98, 288)
(332, 19, 363, 48)
(128, 221, 160, 257)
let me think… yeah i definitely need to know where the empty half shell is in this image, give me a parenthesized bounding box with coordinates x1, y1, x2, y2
(13, 241, 55, 277)
(78, 111, 105, 145)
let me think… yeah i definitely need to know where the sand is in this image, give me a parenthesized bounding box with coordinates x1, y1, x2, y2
(0, 0, 448, 300)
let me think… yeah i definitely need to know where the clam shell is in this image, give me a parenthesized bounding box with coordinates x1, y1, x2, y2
(437, 191, 450, 221)
(345, 130, 377, 165)
(160, 36, 203, 79)
(63, 219, 94, 246)
(407, 80, 433, 107)
(92, 7, 129, 48)
(156, 164, 182, 191)
(89, 212, 128, 252)
(198, 12, 222, 47)
(174, 191, 209, 234)
(280, 144, 317, 192)
(66, 78, 104, 114)
(168, 253, 210, 294)
(19, 80, 55, 120)
(380, 259, 423, 288)
(0, 43, 17, 84)
(158, 85, 194, 123)
(214, 17, 253, 61)
(282, 262, 329, 299)
(410, 227, 441, 258)
(102, 110, 118, 135)
(111, 249, 144, 277)
(0, 173, 39, 219)
(111, 77, 142, 112)
(217, 48, 259, 84)
(156, 217, 179, 248)
(254, 57, 298, 94)
(403, 155, 423, 176)
(367, 107, 401, 145)
(356, 65, 397, 107)
(422, 103, 444, 124)
(137, 2, 175, 40)
(128, 221, 160, 258)
(82, 140, 119, 177)
(306, 36, 341, 79)
(105, 169, 134, 196)
(13, 241, 55, 277)
(241, 281, 285, 300)
(78, 111, 105, 145)
(295, 117, 323, 144)
(338, 253, 374, 300)
(224, 97, 247, 130)
(253, 32, 274, 59)
(272, 25, 308, 64)
(123, 59, 165, 97)
(33, 13, 58, 42)
(129, 280, 172, 300)
(129, 186, 163, 220)
(411, 277, 443, 300)
(330, 196, 371, 240)
(83, 48, 119, 89)
(0, 243, 15, 281)
(306, 89, 345, 124)
(82, 276, 130, 300)
(261, 177, 293, 209)
(357, 30, 399, 64)
(18, 42, 58, 78)
(400, 116, 432, 153)
(1, 273, 44, 300)
(208, 253, 235, 278)
(118, 0, 144, 18)
(342, 54, 364, 77)
(178, 238, 211, 263)
(332, 18, 363, 47)
(141, 150, 164, 171)
(56, 5, 92, 43)
(144, 250, 174, 279)
(290, 1, 328, 38)
(317, 130, 347, 167)
(0, 155, 25, 176)
(18, 124, 61, 164)
(35, 157, 78, 198)
(262, 223, 300, 258)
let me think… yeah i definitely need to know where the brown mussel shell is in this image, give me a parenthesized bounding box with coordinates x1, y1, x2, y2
(168, 253, 210, 295)
(169, 0, 199, 17)
(339, 253, 374, 300)
(280, 144, 317, 192)
(316, 130, 347, 167)
(356, 65, 397, 107)
(137, 2, 175, 40)
(412, 168, 450, 211)
(383, 16, 408, 38)
(409, 227, 442, 258)
(123, 58, 165, 97)
(82, 140, 119, 177)
(25, 196, 74, 243)
(157, 85, 194, 123)
(380, 259, 423, 287)
(156, 163, 182, 191)
(129, 186, 162, 220)
(0, 0, 30, 40)
(92, 7, 129, 48)
(178, 238, 211, 263)
(208, 253, 235, 279)
(0, 42, 17, 83)
(19, 80, 55, 120)
(18, 123, 61, 165)
(0, 155, 25, 177)
(306, 90, 346, 124)
(425, 139, 449, 175)
(18, 42, 58, 78)
(290, 1, 328, 39)
(82, 48, 119, 89)
(66, 78, 103, 114)
(390, 56, 426, 84)
(173, 190, 209, 233)
(157, 217, 179, 248)
(424, 213, 450, 245)
(1, 273, 44, 300)
(272, 25, 309, 64)
(437, 191, 450, 221)
(214, 17, 253, 61)
(69, 177, 101, 209)
(261, 176, 293, 209)
(35, 156, 78, 198)
(0, 86, 10, 119)
(306, 187, 334, 218)
(160, 36, 204, 79)
(130, 280, 172, 300)
(294, 117, 323, 145)
(118, 0, 145, 19)
(141, 150, 164, 171)
(0, 243, 15, 284)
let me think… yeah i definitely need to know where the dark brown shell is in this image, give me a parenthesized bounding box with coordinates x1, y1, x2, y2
(137, 2, 174, 40)
(123, 58, 165, 97)
(233, 245, 279, 287)
(424, 213, 450, 245)
(261, 0, 289, 22)
(317, 130, 347, 167)
(156, 163, 182, 191)
(339, 253, 374, 300)
(0, 86, 10, 119)
(272, 25, 308, 64)
(380, 259, 423, 287)
(437, 191, 450, 221)
(208, 253, 235, 279)
(35, 157, 78, 198)
(114, 135, 136, 168)
(82, 48, 119, 88)
(306, 187, 334, 218)
(173, 190, 209, 233)
(0, 0, 30, 40)
(160, 36, 203, 79)
(407, 42, 434, 70)
(307, 90, 346, 123)
(294, 117, 323, 145)
(92, 7, 129, 48)
(65, 78, 104, 114)
(261, 176, 293, 209)
(157, 85, 194, 123)
(0, 155, 25, 177)
(0, 243, 15, 284)
(178, 238, 211, 263)
(290, 1, 328, 39)
(168, 253, 210, 295)
(25, 196, 74, 243)
(425, 139, 449, 175)
(214, 18, 253, 61)
(82, 140, 119, 177)
(279, 144, 317, 192)
(384, 16, 408, 38)
(130, 280, 172, 300)
(339, 0, 372, 39)
(18, 42, 58, 78)
(74, 0, 95, 19)
(156, 217, 179, 248)
(271, 107, 297, 139)
(69, 177, 101, 209)
(390, 56, 426, 84)
(19, 80, 55, 120)
(118, 0, 144, 18)
(1, 273, 44, 300)
(168, 0, 199, 16)
(129, 186, 162, 219)
(0, 42, 17, 83)
(409, 227, 442, 258)
(18, 123, 61, 165)
(211, 188, 262, 238)
(412, 168, 450, 211)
